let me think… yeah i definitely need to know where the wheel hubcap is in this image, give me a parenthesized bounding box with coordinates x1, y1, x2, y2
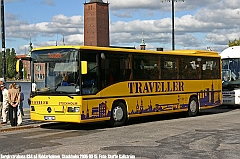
(190, 100, 197, 112)
(113, 106, 123, 121)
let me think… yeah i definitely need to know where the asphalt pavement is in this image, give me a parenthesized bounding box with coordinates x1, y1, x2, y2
(0, 105, 234, 132)
(0, 108, 44, 132)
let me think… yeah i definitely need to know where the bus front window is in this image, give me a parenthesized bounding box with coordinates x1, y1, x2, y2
(31, 48, 80, 94)
(222, 58, 240, 82)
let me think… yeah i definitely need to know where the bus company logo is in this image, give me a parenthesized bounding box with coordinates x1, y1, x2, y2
(128, 81, 184, 94)
(48, 53, 62, 58)
(59, 102, 78, 105)
(31, 101, 49, 105)
(47, 107, 52, 113)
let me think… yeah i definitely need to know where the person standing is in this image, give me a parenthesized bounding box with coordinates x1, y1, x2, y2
(32, 81, 37, 92)
(1, 84, 8, 125)
(16, 85, 24, 126)
(8, 83, 20, 127)
(0, 78, 5, 124)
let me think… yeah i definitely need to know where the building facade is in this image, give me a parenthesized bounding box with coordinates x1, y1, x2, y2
(16, 55, 45, 81)
(16, 55, 30, 80)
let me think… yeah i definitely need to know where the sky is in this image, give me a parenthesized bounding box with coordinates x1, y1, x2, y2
(2, 0, 240, 54)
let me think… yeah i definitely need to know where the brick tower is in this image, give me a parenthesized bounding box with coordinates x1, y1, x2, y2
(84, 0, 110, 46)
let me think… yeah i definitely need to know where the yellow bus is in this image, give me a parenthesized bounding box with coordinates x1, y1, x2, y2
(29, 46, 222, 126)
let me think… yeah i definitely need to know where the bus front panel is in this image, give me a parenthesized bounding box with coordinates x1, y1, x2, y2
(30, 96, 82, 123)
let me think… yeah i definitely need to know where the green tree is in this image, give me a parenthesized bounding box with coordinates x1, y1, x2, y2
(229, 38, 240, 47)
(6, 48, 17, 79)
(24, 66, 27, 79)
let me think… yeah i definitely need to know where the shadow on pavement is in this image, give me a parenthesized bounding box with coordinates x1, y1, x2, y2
(40, 105, 236, 131)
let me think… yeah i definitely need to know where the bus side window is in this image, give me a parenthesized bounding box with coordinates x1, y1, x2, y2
(101, 52, 131, 88)
(123, 69, 131, 80)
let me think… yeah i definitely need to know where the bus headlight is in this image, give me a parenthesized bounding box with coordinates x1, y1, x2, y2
(74, 107, 80, 112)
(67, 107, 80, 112)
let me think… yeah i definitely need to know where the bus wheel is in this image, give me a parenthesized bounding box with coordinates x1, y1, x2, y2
(188, 97, 199, 116)
(110, 101, 127, 127)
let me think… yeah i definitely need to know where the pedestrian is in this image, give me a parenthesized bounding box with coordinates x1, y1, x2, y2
(32, 81, 37, 92)
(0, 78, 5, 125)
(1, 84, 8, 125)
(8, 83, 20, 127)
(16, 85, 24, 126)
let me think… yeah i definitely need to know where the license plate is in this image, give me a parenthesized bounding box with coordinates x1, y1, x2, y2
(44, 116, 55, 120)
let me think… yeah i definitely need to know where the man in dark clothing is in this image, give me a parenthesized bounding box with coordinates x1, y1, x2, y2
(0, 78, 4, 124)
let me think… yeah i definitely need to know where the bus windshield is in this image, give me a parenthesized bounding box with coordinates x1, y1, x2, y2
(31, 48, 80, 94)
(222, 58, 240, 82)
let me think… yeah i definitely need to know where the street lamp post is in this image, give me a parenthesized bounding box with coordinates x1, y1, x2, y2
(1, 0, 6, 81)
(162, 0, 184, 50)
(171, 0, 175, 50)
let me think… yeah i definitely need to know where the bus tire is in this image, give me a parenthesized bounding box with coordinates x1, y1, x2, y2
(110, 101, 127, 127)
(188, 97, 199, 117)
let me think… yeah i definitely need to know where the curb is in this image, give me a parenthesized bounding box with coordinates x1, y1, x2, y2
(0, 124, 41, 132)
(0, 108, 39, 132)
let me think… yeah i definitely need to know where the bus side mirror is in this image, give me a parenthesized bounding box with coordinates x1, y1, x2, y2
(81, 61, 87, 74)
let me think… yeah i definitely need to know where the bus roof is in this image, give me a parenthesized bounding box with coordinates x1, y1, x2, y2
(32, 45, 220, 57)
(220, 46, 240, 59)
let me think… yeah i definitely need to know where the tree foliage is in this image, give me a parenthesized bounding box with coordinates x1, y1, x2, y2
(229, 38, 240, 47)
(0, 48, 17, 79)
(6, 48, 17, 79)
(24, 67, 27, 79)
